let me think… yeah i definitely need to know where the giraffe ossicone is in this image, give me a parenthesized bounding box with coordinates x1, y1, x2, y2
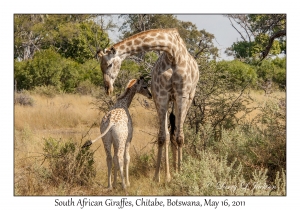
(97, 28, 199, 182)
(82, 77, 152, 190)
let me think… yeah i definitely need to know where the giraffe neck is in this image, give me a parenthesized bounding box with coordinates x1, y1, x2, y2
(113, 28, 185, 61)
(115, 86, 137, 108)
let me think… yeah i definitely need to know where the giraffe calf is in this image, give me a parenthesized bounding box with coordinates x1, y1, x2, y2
(82, 77, 152, 190)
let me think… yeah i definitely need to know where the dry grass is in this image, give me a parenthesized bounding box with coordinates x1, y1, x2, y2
(14, 93, 160, 195)
(236, 90, 286, 121)
(14, 91, 285, 196)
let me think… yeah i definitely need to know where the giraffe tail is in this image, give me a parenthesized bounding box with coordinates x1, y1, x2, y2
(81, 123, 114, 148)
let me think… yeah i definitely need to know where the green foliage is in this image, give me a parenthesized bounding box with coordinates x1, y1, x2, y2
(42, 137, 96, 186)
(14, 48, 103, 93)
(227, 41, 254, 59)
(53, 21, 109, 63)
(14, 60, 32, 90)
(228, 35, 281, 61)
(253, 34, 281, 56)
(27, 48, 64, 88)
(256, 57, 286, 89)
(216, 60, 257, 88)
(79, 59, 103, 86)
(14, 14, 109, 61)
(60, 59, 80, 93)
(121, 59, 140, 73)
(225, 14, 286, 60)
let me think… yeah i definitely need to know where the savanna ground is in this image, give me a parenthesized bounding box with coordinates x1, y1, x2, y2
(14, 89, 286, 196)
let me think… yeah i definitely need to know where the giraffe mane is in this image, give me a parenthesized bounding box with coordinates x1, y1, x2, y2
(113, 28, 178, 49)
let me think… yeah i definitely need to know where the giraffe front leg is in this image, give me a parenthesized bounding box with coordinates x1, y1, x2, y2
(165, 135, 171, 182)
(153, 140, 163, 182)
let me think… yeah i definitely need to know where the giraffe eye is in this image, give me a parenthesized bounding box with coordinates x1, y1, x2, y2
(107, 63, 113, 68)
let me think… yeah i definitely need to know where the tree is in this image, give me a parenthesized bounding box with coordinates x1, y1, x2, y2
(14, 14, 112, 61)
(118, 14, 219, 62)
(225, 14, 286, 61)
(14, 15, 45, 60)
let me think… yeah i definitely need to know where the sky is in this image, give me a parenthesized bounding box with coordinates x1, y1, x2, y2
(176, 14, 240, 60)
(107, 14, 241, 60)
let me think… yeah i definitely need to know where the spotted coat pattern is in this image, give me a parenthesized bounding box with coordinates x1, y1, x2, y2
(97, 28, 199, 183)
(87, 78, 151, 190)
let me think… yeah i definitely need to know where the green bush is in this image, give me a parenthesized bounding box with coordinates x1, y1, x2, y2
(255, 58, 286, 89)
(216, 60, 257, 89)
(79, 59, 103, 87)
(14, 60, 33, 90)
(14, 48, 104, 94)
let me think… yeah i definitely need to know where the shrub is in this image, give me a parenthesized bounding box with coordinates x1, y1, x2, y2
(216, 60, 257, 89)
(255, 58, 286, 90)
(42, 137, 96, 186)
(170, 149, 286, 196)
(14, 92, 34, 106)
(75, 80, 101, 96)
(130, 147, 156, 179)
(180, 94, 286, 195)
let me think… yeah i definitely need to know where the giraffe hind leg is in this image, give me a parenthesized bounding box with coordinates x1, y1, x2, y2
(153, 108, 170, 182)
(124, 141, 131, 187)
(102, 135, 113, 190)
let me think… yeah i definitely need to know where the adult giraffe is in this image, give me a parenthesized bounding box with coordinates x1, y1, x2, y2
(97, 28, 199, 182)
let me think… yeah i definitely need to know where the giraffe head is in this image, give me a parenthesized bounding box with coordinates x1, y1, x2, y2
(136, 77, 152, 99)
(96, 47, 121, 95)
(124, 77, 152, 99)
(118, 77, 152, 103)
